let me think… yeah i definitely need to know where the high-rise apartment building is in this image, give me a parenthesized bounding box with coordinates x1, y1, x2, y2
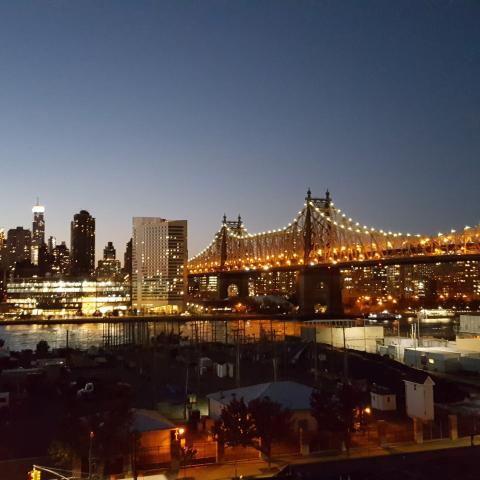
(52, 242, 71, 276)
(47, 236, 56, 253)
(0, 229, 5, 265)
(31, 200, 45, 265)
(132, 217, 187, 313)
(70, 210, 95, 278)
(7, 227, 32, 268)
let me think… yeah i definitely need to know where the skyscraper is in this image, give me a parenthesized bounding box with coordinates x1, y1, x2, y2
(7, 227, 32, 268)
(47, 236, 56, 253)
(123, 238, 132, 279)
(103, 241, 116, 260)
(132, 217, 187, 313)
(96, 241, 121, 280)
(31, 200, 45, 265)
(70, 210, 95, 278)
(52, 242, 71, 276)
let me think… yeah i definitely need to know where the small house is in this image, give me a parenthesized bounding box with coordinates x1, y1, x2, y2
(404, 374, 435, 421)
(370, 384, 396, 412)
(133, 409, 177, 466)
(207, 381, 315, 432)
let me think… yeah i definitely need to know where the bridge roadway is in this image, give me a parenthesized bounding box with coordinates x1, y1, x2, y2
(190, 252, 480, 277)
(189, 253, 480, 315)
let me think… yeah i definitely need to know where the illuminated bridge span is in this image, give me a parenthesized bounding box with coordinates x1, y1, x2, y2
(189, 189, 480, 273)
(188, 190, 480, 314)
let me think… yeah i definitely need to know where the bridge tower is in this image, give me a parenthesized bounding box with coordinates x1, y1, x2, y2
(218, 214, 249, 299)
(220, 214, 228, 268)
(297, 189, 343, 315)
(303, 188, 314, 264)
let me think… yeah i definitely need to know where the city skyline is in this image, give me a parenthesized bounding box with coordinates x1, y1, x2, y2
(0, 1, 479, 258)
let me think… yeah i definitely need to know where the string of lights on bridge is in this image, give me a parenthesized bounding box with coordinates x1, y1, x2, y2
(188, 191, 479, 270)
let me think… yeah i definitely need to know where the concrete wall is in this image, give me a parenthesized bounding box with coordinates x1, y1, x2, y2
(314, 325, 384, 354)
(460, 314, 480, 334)
(455, 337, 480, 353)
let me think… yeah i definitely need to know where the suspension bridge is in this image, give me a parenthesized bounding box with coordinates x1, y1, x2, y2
(187, 190, 480, 314)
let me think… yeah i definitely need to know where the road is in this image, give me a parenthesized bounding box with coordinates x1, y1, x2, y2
(173, 436, 480, 480)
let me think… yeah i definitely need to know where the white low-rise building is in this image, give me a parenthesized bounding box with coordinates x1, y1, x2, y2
(404, 375, 435, 421)
(370, 385, 396, 412)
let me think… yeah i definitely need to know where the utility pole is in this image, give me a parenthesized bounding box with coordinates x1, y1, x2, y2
(184, 365, 189, 419)
(313, 336, 319, 383)
(343, 323, 349, 380)
(236, 326, 241, 387)
(88, 431, 94, 480)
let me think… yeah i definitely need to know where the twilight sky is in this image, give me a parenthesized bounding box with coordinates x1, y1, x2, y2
(0, 0, 479, 262)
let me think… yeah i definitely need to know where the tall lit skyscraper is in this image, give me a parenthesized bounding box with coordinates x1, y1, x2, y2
(70, 210, 95, 278)
(0, 229, 5, 262)
(31, 199, 45, 265)
(132, 217, 187, 313)
(7, 227, 32, 268)
(52, 242, 71, 276)
(47, 236, 56, 253)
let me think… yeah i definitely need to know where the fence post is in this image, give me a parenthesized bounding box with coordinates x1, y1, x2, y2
(413, 418, 423, 444)
(377, 420, 386, 446)
(216, 441, 224, 463)
(449, 415, 458, 441)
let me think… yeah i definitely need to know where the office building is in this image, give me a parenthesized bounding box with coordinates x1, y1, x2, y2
(70, 210, 95, 277)
(6, 227, 32, 269)
(132, 217, 187, 313)
(6, 278, 130, 317)
(52, 242, 71, 276)
(47, 236, 56, 253)
(31, 200, 45, 265)
(96, 241, 121, 280)
(123, 238, 132, 278)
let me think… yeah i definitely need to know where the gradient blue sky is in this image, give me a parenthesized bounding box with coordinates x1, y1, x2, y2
(1, 0, 479, 261)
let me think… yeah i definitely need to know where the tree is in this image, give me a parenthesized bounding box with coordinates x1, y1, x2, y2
(248, 396, 292, 466)
(310, 383, 365, 452)
(211, 397, 255, 449)
(212, 396, 292, 468)
(50, 382, 135, 476)
(36, 340, 50, 357)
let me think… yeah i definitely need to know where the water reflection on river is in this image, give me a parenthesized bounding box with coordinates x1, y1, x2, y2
(0, 319, 304, 352)
(0, 317, 457, 352)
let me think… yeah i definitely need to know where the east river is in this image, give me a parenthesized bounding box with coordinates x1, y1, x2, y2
(0, 317, 457, 352)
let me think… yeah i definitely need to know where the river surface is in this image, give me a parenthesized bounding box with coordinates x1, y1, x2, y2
(0, 317, 457, 352)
